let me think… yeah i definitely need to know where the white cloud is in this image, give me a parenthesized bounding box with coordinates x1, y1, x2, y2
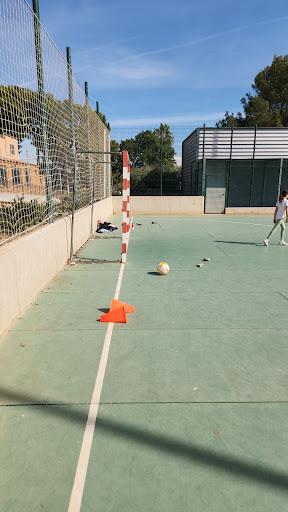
(110, 112, 225, 127)
(72, 15, 288, 90)
(74, 37, 139, 57)
(124, 16, 288, 60)
(73, 44, 173, 88)
(102, 61, 171, 81)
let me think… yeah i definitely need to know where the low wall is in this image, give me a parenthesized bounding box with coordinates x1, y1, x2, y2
(225, 207, 275, 215)
(0, 196, 113, 339)
(113, 196, 204, 215)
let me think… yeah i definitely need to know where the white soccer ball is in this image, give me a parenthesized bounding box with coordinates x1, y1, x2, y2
(157, 262, 169, 275)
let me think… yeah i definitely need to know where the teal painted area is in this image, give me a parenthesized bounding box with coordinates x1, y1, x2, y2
(119, 268, 288, 293)
(82, 404, 288, 511)
(101, 329, 288, 403)
(12, 265, 117, 331)
(1, 215, 288, 511)
(125, 215, 288, 270)
(111, 291, 286, 330)
(0, 330, 105, 404)
(0, 404, 88, 512)
(83, 215, 288, 511)
(77, 214, 122, 261)
(76, 238, 122, 262)
(0, 241, 122, 508)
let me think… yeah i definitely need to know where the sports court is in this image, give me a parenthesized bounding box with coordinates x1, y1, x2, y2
(1, 214, 288, 511)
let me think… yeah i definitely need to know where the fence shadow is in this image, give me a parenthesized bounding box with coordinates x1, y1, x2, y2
(0, 386, 288, 492)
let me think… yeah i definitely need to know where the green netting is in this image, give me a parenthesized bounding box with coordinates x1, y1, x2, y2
(190, 161, 202, 196)
(228, 160, 281, 207)
(192, 159, 286, 207)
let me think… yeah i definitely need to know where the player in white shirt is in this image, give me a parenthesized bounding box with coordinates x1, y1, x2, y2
(264, 189, 288, 246)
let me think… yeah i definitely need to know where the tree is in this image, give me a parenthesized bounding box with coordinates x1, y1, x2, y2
(216, 111, 242, 128)
(119, 126, 175, 169)
(217, 54, 288, 127)
(112, 124, 178, 195)
(154, 123, 175, 146)
(0, 85, 33, 144)
(0, 84, 111, 199)
(110, 139, 123, 194)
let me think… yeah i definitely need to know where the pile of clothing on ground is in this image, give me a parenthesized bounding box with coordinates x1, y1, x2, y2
(96, 220, 118, 233)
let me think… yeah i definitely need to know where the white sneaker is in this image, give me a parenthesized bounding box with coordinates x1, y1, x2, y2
(279, 240, 288, 245)
(264, 239, 269, 246)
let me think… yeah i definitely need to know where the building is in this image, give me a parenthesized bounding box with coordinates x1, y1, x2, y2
(182, 127, 288, 213)
(0, 134, 46, 202)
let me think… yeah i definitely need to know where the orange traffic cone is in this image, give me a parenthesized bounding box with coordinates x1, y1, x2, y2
(110, 298, 135, 313)
(100, 306, 127, 323)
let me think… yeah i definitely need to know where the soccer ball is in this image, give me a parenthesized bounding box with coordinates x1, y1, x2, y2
(157, 262, 169, 275)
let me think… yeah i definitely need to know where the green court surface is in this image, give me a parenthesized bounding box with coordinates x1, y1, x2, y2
(1, 215, 288, 511)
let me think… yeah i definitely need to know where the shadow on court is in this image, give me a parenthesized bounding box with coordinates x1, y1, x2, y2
(214, 241, 263, 246)
(1, 386, 288, 493)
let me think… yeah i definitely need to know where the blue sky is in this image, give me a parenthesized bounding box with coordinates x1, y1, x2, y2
(28, 0, 288, 155)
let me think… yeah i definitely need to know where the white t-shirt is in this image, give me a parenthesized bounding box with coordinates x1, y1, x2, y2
(276, 198, 288, 219)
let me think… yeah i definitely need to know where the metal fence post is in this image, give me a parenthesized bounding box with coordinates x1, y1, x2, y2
(201, 124, 206, 201)
(70, 152, 78, 260)
(262, 161, 267, 206)
(85, 82, 92, 204)
(107, 124, 111, 196)
(278, 158, 283, 199)
(66, 47, 78, 209)
(226, 126, 234, 207)
(249, 125, 257, 207)
(96, 101, 102, 198)
(103, 115, 107, 197)
(32, 0, 53, 221)
(160, 124, 163, 196)
(103, 126, 107, 198)
(90, 162, 96, 237)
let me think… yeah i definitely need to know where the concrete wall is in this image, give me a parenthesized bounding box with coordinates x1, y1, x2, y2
(113, 196, 204, 215)
(0, 196, 113, 339)
(225, 207, 275, 215)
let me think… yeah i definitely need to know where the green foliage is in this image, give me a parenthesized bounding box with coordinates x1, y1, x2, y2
(130, 165, 181, 196)
(98, 111, 109, 129)
(119, 125, 175, 170)
(0, 85, 30, 142)
(0, 197, 47, 235)
(0, 84, 109, 193)
(111, 124, 180, 195)
(58, 194, 74, 213)
(217, 55, 288, 127)
(216, 111, 243, 128)
(110, 139, 122, 194)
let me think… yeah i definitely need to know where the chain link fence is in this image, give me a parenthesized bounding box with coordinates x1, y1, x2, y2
(0, 0, 110, 245)
(110, 125, 187, 196)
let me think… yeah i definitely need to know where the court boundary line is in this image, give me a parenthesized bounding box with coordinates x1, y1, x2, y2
(67, 265, 124, 512)
(2, 400, 288, 408)
(178, 219, 273, 227)
(67, 221, 133, 512)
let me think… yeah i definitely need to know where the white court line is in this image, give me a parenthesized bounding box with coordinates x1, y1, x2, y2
(68, 229, 132, 512)
(178, 219, 272, 227)
(127, 216, 134, 249)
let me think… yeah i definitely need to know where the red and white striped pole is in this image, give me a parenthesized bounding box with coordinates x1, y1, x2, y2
(121, 150, 130, 263)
